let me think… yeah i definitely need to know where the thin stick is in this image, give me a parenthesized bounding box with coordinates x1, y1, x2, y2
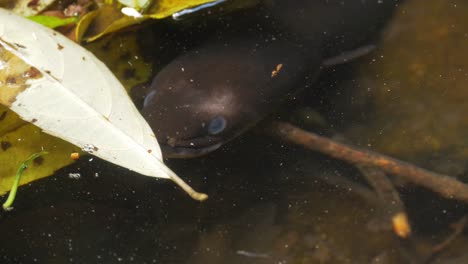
(314, 170, 380, 205)
(3, 151, 48, 210)
(269, 121, 468, 202)
(359, 166, 411, 238)
(424, 216, 467, 263)
(358, 166, 405, 214)
(432, 216, 467, 254)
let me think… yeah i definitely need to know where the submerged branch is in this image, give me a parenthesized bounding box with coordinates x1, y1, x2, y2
(269, 121, 468, 203)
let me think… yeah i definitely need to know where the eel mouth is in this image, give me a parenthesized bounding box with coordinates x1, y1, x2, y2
(160, 136, 224, 158)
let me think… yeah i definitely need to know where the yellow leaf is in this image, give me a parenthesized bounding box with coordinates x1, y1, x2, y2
(75, 10, 100, 43)
(0, 118, 77, 195)
(85, 32, 153, 91)
(78, 5, 148, 42)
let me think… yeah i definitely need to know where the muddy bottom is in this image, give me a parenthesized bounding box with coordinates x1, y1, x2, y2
(0, 128, 466, 263)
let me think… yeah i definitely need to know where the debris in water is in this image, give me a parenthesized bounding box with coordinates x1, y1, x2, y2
(70, 152, 80, 160)
(236, 250, 270, 259)
(68, 173, 81, 179)
(82, 144, 98, 154)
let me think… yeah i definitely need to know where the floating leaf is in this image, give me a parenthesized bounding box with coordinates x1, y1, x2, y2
(28, 15, 78, 29)
(0, 8, 207, 200)
(0, 15, 151, 197)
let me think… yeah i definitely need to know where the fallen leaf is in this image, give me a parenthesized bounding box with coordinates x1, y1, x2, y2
(0, 30, 150, 196)
(0, 19, 152, 197)
(0, 8, 207, 200)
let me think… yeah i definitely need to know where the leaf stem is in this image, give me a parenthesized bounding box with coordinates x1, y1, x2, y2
(3, 151, 48, 211)
(158, 161, 208, 201)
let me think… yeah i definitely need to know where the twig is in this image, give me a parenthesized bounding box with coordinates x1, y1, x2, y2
(268, 121, 468, 203)
(3, 151, 49, 211)
(424, 216, 467, 263)
(358, 166, 411, 238)
(358, 166, 405, 214)
(313, 167, 411, 237)
(313, 170, 380, 205)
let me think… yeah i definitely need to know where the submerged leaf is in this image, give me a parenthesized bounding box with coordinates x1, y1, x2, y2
(79, 6, 147, 42)
(84, 32, 153, 90)
(75, 10, 100, 42)
(0, 8, 207, 200)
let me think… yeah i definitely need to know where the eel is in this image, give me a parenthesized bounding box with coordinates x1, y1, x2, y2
(139, 0, 399, 158)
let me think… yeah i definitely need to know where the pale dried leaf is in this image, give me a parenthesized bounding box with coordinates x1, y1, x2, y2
(0, 8, 206, 200)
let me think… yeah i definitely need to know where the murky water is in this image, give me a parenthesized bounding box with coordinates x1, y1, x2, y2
(1, 0, 468, 263)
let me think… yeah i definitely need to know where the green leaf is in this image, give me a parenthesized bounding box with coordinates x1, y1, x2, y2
(28, 15, 78, 29)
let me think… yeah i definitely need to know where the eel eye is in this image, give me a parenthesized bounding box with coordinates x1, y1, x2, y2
(208, 116, 227, 135)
